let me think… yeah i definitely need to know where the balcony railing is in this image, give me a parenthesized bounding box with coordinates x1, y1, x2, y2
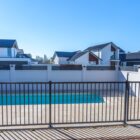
(110, 55, 119, 60)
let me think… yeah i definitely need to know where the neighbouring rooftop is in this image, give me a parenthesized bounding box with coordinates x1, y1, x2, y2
(120, 52, 140, 61)
(85, 42, 125, 53)
(54, 51, 78, 58)
(0, 39, 17, 48)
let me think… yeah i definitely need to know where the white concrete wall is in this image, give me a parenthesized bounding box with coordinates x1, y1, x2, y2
(119, 69, 140, 96)
(0, 70, 10, 82)
(119, 69, 140, 81)
(14, 70, 48, 82)
(50, 70, 83, 82)
(84, 70, 118, 81)
(0, 65, 118, 82)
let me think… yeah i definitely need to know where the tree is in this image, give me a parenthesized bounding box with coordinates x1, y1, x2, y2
(36, 56, 43, 64)
(43, 54, 48, 63)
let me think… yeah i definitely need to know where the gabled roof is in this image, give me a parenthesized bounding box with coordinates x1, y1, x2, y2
(85, 42, 111, 51)
(68, 51, 102, 61)
(0, 39, 18, 48)
(52, 51, 78, 60)
(55, 51, 78, 58)
(85, 42, 125, 53)
(68, 51, 87, 61)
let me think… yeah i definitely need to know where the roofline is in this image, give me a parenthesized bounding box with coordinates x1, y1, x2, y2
(0, 39, 18, 48)
(68, 51, 87, 61)
(69, 51, 102, 61)
(89, 52, 103, 61)
(12, 40, 18, 49)
(85, 42, 124, 52)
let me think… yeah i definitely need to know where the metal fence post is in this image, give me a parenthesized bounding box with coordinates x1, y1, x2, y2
(49, 81, 52, 127)
(124, 77, 129, 126)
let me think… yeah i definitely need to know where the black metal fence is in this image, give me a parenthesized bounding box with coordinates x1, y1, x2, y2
(0, 81, 139, 128)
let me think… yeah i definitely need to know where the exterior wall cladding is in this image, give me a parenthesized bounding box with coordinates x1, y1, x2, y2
(0, 48, 17, 58)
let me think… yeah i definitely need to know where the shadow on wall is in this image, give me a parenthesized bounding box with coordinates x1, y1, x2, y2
(119, 71, 127, 82)
(119, 70, 140, 96)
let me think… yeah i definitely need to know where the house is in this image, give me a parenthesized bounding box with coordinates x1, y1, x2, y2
(52, 51, 78, 64)
(85, 42, 124, 66)
(0, 39, 18, 58)
(52, 42, 124, 66)
(0, 39, 37, 65)
(120, 52, 140, 66)
(68, 51, 102, 65)
(52, 51, 102, 65)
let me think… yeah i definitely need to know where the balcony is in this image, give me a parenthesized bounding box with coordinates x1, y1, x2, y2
(110, 54, 119, 61)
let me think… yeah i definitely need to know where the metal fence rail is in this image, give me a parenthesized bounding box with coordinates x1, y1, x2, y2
(0, 81, 139, 128)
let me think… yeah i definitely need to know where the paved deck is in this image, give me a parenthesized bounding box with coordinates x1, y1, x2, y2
(0, 125, 140, 140)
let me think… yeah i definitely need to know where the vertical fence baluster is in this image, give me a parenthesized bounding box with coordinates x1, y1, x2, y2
(0, 81, 138, 128)
(49, 81, 52, 127)
(124, 80, 129, 125)
(1, 84, 3, 126)
(137, 83, 140, 120)
(6, 83, 8, 125)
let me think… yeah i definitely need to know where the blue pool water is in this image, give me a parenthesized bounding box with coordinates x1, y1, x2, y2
(0, 93, 104, 105)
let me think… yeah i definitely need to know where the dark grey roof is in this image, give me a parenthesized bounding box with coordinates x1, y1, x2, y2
(126, 52, 140, 60)
(68, 51, 101, 61)
(120, 52, 140, 62)
(85, 42, 125, 52)
(0, 39, 17, 48)
(55, 51, 78, 58)
(85, 42, 111, 51)
(68, 51, 87, 61)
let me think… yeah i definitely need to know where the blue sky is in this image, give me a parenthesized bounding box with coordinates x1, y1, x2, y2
(0, 0, 140, 58)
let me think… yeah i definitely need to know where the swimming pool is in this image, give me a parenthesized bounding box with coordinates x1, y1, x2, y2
(0, 93, 104, 105)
